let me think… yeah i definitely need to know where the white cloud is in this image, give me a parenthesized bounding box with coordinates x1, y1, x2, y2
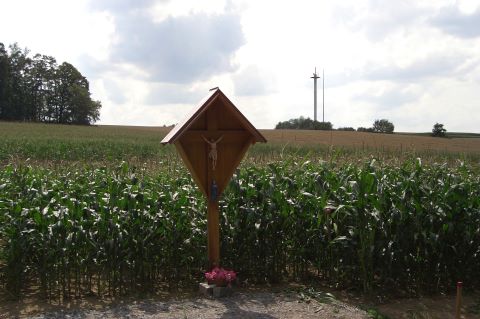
(143, 83, 204, 105)
(354, 83, 421, 109)
(233, 65, 276, 96)
(431, 5, 480, 38)
(110, 12, 245, 83)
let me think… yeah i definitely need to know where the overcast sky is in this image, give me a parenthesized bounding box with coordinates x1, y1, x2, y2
(1, 0, 480, 132)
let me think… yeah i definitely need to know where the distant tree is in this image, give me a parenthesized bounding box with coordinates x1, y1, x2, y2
(25, 54, 57, 122)
(0, 43, 8, 119)
(372, 119, 394, 134)
(432, 123, 447, 137)
(54, 62, 88, 123)
(337, 127, 355, 131)
(68, 84, 101, 124)
(357, 127, 374, 133)
(36, 55, 58, 122)
(4, 43, 31, 121)
(0, 43, 101, 125)
(314, 121, 333, 130)
(275, 116, 332, 130)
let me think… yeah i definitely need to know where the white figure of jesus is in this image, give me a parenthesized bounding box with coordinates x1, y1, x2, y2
(202, 135, 223, 170)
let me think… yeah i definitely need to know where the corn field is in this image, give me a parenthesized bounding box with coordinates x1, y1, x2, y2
(221, 158, 480, 292)
(1, 157, 479, 300)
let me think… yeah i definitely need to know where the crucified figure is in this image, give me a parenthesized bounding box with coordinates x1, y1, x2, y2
(202, 135, 223, 171)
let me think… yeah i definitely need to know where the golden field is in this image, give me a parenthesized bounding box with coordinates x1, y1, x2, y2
(261, 129, 480, 154)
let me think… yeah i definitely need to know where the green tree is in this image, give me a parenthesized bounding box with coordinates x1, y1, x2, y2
(68, 84, 101, 124)
(4, 43, 31, 121)
(0, 43, 8, 119)
(372, 119, 394, 134)
(37, 55, 57, 122)
(275, 116, 332, 130)
(357, 127, 374, 133)
(0, 42, 100, 125)
(313, 121, 333, 130)
(54, 62, 85, 123)
(52, 62, 100, 124)
(432, 123, 447, 137)
(24, 54, 57, 122)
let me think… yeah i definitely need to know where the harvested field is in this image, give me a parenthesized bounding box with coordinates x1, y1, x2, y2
(261, 129, 480, 154)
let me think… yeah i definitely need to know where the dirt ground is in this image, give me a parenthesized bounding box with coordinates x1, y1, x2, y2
(1, 286, 479, 319)
(375, 293, 480, 319)
(1, 290, 368, 319)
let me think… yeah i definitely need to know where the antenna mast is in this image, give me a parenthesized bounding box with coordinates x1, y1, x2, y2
(311, 67, 320, 122)
(322, 69, 325, 122)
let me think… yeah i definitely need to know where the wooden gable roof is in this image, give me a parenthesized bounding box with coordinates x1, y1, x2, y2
(161, 88, 266, 144)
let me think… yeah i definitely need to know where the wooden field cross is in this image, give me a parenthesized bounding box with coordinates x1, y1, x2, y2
(161, 88, 266, 268)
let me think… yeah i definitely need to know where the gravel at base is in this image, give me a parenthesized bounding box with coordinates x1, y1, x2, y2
(27, 292, 369, 319)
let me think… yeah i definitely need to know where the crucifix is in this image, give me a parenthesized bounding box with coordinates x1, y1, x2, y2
(161, 88, 266, 268)
(202, 135, 223, 171)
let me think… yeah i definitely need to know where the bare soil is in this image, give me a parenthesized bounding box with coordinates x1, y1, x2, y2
(2, 286, 479, 318)
(1, 290, 368, 319)
(375, 293, 480, 319)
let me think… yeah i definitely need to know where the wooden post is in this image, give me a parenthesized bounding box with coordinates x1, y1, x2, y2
(455, 281, 462, 319)
(207, 200, 220, 268)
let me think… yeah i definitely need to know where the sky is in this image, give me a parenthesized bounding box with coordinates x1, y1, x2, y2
(1, 0, 480, 132)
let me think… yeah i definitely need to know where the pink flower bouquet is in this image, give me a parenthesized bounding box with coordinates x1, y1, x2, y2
(205, 267, 237, 287)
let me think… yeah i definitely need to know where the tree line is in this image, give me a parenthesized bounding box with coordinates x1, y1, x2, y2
(275, 117, 333, 130)
(275, 116, 451, 137)
(0, 43, 101, 125)
(275, 117, 395, 133)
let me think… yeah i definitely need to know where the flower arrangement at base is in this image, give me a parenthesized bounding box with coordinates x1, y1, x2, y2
(205, 267, 237, 287)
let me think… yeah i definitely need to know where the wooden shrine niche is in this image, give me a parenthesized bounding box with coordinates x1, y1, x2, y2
(161, 88, 266, 267)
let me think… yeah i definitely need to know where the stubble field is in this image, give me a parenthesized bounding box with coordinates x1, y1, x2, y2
(263, 129, 480, 154)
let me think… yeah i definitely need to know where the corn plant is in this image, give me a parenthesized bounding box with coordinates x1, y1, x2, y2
(1, 157, 479, 299)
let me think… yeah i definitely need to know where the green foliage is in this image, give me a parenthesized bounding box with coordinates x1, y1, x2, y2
(1, 158, 479, 299)
(432, 123, 447, 137)
(373, 119, 394, 134)
(292, 287, 336, 304)
(0, 42, 100, 125)
(220, 159, 480, 292)
(0, 122, 176, 163)
(337, 127, 355, 131)
(0, 162, 207, 298)
(357, 127, 374, 133)
(0, 43, 8, 119)
(275, 116, 333, 130)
